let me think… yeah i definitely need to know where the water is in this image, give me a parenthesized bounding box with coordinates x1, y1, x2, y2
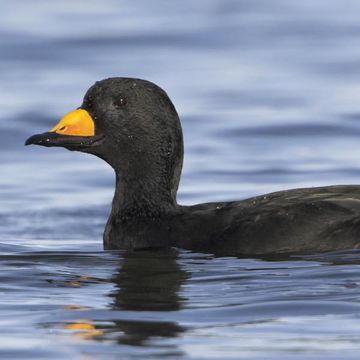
(2, 0, 360, 358)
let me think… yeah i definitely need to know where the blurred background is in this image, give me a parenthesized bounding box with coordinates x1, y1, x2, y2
(2, 0, 360, 241)
(2, 1, 360, 359)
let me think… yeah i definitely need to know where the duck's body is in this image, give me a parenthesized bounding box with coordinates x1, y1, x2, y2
(105, 185, 360, 255)
(25, 78, 360, 255)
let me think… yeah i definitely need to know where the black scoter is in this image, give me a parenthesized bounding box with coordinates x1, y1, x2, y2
(25, 78, 360, 255)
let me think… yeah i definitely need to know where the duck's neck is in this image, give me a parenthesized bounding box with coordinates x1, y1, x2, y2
(111, 171, 178, 221)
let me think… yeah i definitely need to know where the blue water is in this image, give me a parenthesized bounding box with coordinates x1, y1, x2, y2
(2, 0, 360, 358)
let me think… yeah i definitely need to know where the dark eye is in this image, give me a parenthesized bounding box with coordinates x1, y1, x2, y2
(113, 96, 127, 108)
(85, 95, 93, 109)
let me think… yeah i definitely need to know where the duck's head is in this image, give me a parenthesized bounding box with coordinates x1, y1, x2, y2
(26, 78, 184, 206)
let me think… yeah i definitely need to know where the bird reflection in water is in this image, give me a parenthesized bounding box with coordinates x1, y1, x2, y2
(63, 249, 189, 348)
(108, 249, 189, 346)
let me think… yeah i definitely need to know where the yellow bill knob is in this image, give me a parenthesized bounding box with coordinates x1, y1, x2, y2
(50, 109, 95, 137)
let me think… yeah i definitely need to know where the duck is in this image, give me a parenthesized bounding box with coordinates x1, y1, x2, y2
(25, 77, 360, 256)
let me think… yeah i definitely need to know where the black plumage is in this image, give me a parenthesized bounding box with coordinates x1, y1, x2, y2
(26, 78, 360, 255)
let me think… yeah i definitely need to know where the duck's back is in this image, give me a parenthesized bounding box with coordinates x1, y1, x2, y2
(177, 185, 360, 255)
